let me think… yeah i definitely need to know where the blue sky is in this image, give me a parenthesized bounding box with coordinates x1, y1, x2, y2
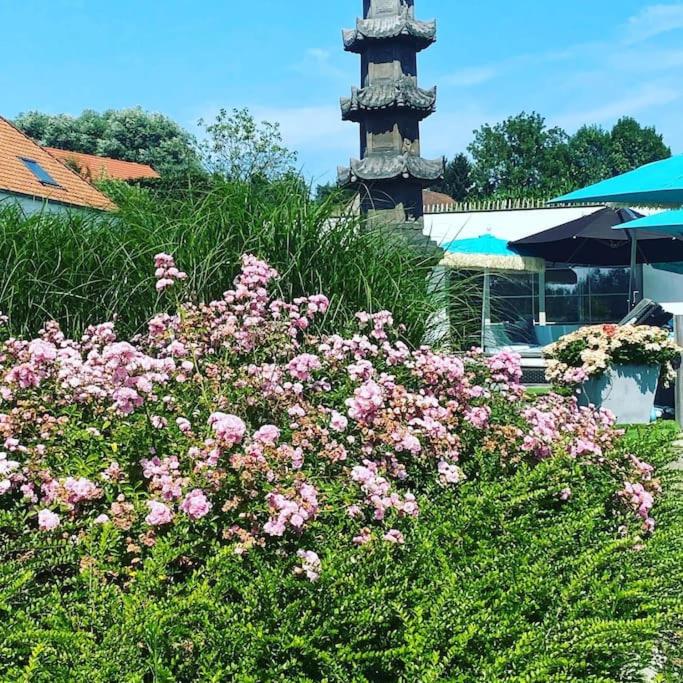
(2, 1, 683, 184)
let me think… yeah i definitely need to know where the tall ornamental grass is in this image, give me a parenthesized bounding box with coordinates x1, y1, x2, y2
(0, 178, 459, 346)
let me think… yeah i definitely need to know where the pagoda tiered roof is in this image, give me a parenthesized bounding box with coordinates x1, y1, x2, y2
(338, 153, 444, 186)
(343, 14, 436, 53)
(341, 78, 437, 122)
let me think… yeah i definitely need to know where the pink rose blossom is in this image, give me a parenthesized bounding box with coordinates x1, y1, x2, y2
(176, 417, 192, 433)
(209, 413, 247, 446)
(330, 411, 348, 432)
(253, 424, 280, 446)
(294, 549, 321, 582)
(145, 500, 173, 526)
(180, 489, 212, 520)
(38, 509, 60, 531)
(383, 529, 404, 545)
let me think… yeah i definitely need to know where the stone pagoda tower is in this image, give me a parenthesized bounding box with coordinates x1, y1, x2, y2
(338, 0, 443, 224)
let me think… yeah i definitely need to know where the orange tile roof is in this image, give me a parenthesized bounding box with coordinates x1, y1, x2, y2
(0, 117, 115, 211)
(45, 147, 160, 182)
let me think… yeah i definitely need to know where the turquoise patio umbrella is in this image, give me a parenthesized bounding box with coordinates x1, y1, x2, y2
(441, 235, 545, 348)
(615, 212, 683, 280)
(615, 209, 683, 235)
(551, 155, 683, 207)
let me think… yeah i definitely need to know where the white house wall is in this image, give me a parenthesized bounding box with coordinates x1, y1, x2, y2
(643, 265, 683, 305)
(0, 191, 70, 216)
(423, 206, 602, 245)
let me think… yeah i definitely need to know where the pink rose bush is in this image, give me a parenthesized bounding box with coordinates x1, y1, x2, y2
(154, 252, 187, 292)
(0, 254, 663, 583)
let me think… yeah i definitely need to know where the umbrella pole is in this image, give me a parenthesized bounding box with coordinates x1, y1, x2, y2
(481, 269, 491, 350)
(628, 230, 639, 310)
(538, 266, 547, 326)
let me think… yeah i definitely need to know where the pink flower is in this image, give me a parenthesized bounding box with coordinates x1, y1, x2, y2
(154, 253, 175, 269)
(464, 406, 491, 430)
(438, 461, 465, 486)
(263, 483, 319, 536)
(28, 339, 57, 364)
(0, 453, 19, 486)
(94, 514, 110, 524)
(253, 424, 280, 446)
(38, 509, 60, 531)
(145, 500, 173, 526)
(287, 353, 322, 382)
(151, 415, 168, 429)
(383, 529, 404, 545)
(559, 488, 572, 501)
(347, 360, 374, 381)
(209, 413, 247, 446)
(347, 504, 362, 519)
(112, 387, 143, 415)
(346, 380, 384, 424)
(486, 350, 523, 385)
(176, 417, 192, 433)
(621, 482, 655, 519)
(329, 411, 348, 432)
(153, 253, 187, 292)
(102, 461, 123, 482)
(180, 489, 212, 520)
(353, 527, 373, 545)
(307, 294, 329, 315)
(5, 363, 41, 389)
(63, 477, 101, 504)
(393, 430, 422, 455)
(563, 367, 589, 385)
(294, 549, 321, 582)
(629, 455, 654, 481)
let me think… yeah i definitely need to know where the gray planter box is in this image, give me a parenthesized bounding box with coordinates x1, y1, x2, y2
(577, 364, 660, 424)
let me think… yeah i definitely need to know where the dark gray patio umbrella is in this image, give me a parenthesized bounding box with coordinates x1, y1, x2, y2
(511, 207, 683, 308)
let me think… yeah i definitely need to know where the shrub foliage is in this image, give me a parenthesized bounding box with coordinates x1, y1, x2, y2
(0, 256, 681, 681)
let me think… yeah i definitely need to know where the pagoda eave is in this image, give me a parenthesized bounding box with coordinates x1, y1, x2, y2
(340, 81, 437, 122)
(341, 105, 435, 123)
(343, 34, 436, 54)
(338, 154, 444, 187)
(342, 17, 436, 53)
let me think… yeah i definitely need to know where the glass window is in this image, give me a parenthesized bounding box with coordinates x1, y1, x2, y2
(545, 266, 633, 324)
(546, 295, 580, 324)
(19, 158, 62, 188)
(489, 272, 538, 324)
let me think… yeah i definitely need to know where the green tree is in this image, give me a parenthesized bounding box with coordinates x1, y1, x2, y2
(314, 182, 355, 205)
(467, 112, 570, 199)
(198, 108, 297, 182)
(565, 118, 671, 192)
(430, 153, 473, 201)
(566, 125, 613, 188)
(13, 108, 199, 175)
(609, 116, 671, 175)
